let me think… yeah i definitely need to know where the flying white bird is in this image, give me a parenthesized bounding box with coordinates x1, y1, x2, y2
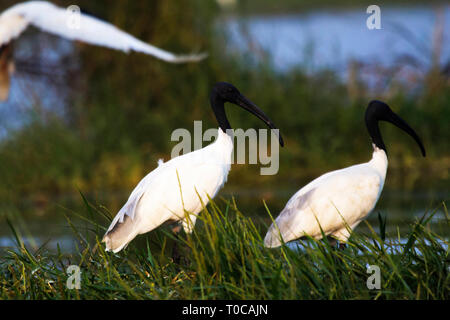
(264, 100, 426, 248)
(0, 1, 207, 101)
(103, 82, 284, 253)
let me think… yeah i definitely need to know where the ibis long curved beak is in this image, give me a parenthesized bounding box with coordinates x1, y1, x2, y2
(386, 111, 426, 157)
(235, 94, 284, 147)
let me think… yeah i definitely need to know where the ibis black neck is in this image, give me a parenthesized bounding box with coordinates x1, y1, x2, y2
(208, 82, 284, 146)
(365, 116, 386, 153)
(210, 94, 231, 132)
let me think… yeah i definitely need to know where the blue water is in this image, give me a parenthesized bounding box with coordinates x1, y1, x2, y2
(0, 32, 76, 138)
(223, 5, 450, 74)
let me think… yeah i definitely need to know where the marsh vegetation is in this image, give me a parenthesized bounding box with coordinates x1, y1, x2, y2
(0, 0, 448, 299)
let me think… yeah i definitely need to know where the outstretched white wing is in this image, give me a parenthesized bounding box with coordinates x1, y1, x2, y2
(0, 1, 207, 63)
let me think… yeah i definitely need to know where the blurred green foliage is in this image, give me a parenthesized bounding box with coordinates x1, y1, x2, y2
(236, 0, 448, 14)
(0, 0, 448, 213)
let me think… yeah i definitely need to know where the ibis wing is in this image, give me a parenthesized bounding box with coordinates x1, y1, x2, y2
(2, 1, 207, 63)
(105, 165, 161, 234)
(105, 152, 228, 234)
(0, 13, 28, 46)
(264, 188, 318, 247)
(265, 167, 382, 247)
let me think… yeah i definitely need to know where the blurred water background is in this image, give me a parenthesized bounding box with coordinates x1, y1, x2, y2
(0, 0, 448, 252)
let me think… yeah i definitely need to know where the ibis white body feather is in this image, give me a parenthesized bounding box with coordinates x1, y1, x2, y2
(264, 145, 387, 248)
(0, 1, 207, 62)
(103, 129, 233, 253)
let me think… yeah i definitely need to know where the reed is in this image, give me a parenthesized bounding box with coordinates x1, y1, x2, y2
(1, 196, 448, 299)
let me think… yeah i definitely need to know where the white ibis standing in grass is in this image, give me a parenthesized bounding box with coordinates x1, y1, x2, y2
(103, 82, 284, 253)
(0, 1, 207, 101)
(264, 100, 426, 248)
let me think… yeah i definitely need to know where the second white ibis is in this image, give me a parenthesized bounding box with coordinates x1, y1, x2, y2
(264, 100, 426, 248)
(0, 1, 207, 101)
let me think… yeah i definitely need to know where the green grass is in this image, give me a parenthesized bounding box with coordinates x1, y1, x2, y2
(1, 196, 448, 300)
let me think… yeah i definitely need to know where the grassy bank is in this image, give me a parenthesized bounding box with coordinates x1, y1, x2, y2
(1, 197, 448, 299)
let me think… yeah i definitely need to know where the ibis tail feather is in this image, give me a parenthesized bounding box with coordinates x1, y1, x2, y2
(102, 215, 137, 253)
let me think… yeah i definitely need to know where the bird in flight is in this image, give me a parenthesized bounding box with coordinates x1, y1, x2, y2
(0, 1, 207, 101)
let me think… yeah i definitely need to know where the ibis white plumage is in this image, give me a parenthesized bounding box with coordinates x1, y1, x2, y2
(103, 82, 284, 253)
(0, 1, 207, 101)
(264, 100, 426, 248)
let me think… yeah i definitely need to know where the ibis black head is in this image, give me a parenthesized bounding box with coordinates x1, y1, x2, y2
(210, 82, 284, 147)
(211, 82, 242, 102)
(365, 100, 426, 157)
